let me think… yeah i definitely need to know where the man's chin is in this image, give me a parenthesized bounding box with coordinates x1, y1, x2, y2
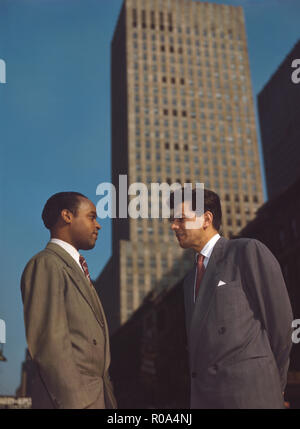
(176, 237, 189, 248)
(80, 242, 96, 251)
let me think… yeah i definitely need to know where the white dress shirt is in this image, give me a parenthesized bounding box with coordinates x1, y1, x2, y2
(194, 233, 221, 302)
(50, 238, 84, 272)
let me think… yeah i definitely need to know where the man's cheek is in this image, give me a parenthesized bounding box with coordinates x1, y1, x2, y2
(185, 216, 204, 230)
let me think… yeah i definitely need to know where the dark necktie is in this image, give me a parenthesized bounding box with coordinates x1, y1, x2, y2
(79, 255, 92, 286)
(195, 254, 205, 300)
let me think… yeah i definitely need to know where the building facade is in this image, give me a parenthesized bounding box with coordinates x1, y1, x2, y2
(109, 278, 189, 409)
(96, 0, 264, 332)
(258, 40, 300, 199)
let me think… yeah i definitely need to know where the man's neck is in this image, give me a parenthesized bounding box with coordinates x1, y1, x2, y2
(193, 230, 218, 254)
(50, 234, 78, 251)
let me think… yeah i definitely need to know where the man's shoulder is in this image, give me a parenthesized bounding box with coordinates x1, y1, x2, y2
(22, 246, 62, 274)
(226, 237, 264, 250)
(226, 237, 275, 261)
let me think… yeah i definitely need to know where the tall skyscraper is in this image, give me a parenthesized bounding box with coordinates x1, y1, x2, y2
(258, 40, 300, 200)
(96, 0, 263, 333)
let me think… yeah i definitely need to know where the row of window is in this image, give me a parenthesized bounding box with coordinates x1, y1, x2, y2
(134, 89, 247, 108)
(135, 138, 254, 152)
(135, 130, 255, 151)
(134, 104, 251, 120)
(131, 9, 242, 41)
(135, 153, 255, 168)
(160, 109, 250, 124)
(134, 136, 255, 154)
(132, 56, 245, 78)
(133, 32, 242, 50)
(132, 53, 244, 73)
(133, 43, 244, 63)
(132, 55, 244, 73)
(136, 127, 253, 146)
(133, 169, 256, 189)
(132, 32, 245, 55)
(134, 90, 249, 108)
(135, 148, 255, 166)
(225, 193, 259, 203)
(131, 174, 258, 193)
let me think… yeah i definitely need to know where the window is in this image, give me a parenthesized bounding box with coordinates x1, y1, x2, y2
(141, 10, 147, 29)
(159, 12, 164, 31)
(150, 11, 155, 29)
(132, 8, 137, 27)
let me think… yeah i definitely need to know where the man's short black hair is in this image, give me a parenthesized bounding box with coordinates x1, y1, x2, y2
(169, 187, 222, 231)
(42, 191, 88, 230)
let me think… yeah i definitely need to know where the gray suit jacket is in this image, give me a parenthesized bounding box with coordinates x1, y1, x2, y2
(183, 237, 293, 409)
(21, 242, 117, 409)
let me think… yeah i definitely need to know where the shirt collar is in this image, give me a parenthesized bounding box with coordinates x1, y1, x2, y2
(195, 233, 221, 262)
(50, 238, 81, 266)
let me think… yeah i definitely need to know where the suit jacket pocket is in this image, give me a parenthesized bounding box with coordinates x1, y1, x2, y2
(80, 374, 105, 409)
(214, 281, 250, 323)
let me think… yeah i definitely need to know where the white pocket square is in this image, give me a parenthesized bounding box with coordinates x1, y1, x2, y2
(217, 280, 226, 287)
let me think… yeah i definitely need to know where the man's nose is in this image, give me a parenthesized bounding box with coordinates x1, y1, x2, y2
(96, 221, 101, 230)
(171, 223, 179, 231)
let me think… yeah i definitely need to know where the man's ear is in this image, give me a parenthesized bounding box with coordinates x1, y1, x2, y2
(60, 209, 73, 225)
(203, 211, 213, 229)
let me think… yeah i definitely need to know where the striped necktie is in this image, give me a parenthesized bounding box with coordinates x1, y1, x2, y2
(79, 255, 92, 286)
(195, 253, 205, 300)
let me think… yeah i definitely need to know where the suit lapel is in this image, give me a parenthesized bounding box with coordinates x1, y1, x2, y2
(45, 243, 104, 328)
(189, 237, 227, 362)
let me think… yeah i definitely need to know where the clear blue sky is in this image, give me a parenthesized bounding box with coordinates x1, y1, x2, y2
(0, 0, 299, 395)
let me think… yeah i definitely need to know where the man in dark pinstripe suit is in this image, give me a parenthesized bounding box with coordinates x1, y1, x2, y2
(169, 188, 293, 409)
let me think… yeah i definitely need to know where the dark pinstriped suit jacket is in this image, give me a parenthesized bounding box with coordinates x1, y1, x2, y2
(183, 237, 293, 409)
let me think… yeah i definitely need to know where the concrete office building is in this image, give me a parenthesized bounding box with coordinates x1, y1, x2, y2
(95, 0, 263, 332)
(258, 40, 300, 199)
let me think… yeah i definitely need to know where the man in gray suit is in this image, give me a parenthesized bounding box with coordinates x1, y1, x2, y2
(169, 188, 293, 409)
(21, 192, 117, 409)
